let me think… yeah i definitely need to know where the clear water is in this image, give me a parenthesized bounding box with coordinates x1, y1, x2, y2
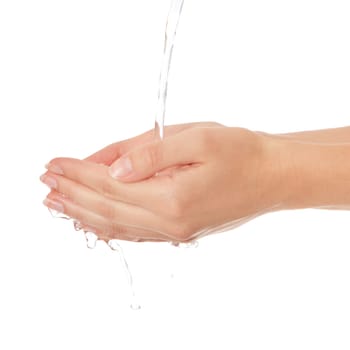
(48, 209, 139, 309)
(84, 231, 98, 250)
(47, 0, 195, 311)
(108, 240, 141, 310)
(171, 241, 199, 249)
(73, 220, 83, 231)
(48, 209, 70, 220)
(154, 0, 199, 251)
(154, 0, 185, 140)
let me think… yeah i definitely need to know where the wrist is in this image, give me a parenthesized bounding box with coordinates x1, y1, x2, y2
(256, 133, 293, 212)
(261, 133, 350, 211)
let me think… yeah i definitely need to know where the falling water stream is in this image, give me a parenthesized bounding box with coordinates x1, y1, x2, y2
(154, 0, 184, 140)
(49, 0, 191, 311)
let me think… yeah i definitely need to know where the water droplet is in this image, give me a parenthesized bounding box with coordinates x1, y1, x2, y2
(48, 208, 70, 220)
(84, 232, 98, 249)
(130, 301, 141, 311)
(108, 239, 121, 252)
(184, 240, 199, 249)
(73, 221, 83, 231)
(170, 240, 199, 249)
(169, 240, 199, 279)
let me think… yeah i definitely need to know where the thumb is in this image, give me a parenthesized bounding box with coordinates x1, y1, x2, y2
(108, 132, 200, 182)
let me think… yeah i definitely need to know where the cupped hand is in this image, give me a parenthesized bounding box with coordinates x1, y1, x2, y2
(41, 123, 281, 242)
(84, 122, 221, 165)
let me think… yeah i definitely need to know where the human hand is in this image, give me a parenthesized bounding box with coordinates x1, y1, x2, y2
(84, 122, 221, 166)
(41, 123, 281, 242)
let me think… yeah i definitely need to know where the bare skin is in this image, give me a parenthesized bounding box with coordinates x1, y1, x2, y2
(40, 123, 350, 242)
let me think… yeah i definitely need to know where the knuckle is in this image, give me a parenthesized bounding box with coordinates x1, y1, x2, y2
(100, 178, 115, 198)
(98, 200, 117, 221)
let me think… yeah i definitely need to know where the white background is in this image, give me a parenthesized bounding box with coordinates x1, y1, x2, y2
(0, 0, 350, 349)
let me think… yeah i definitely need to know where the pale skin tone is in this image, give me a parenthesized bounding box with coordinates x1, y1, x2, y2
(40, 123, 350, 243)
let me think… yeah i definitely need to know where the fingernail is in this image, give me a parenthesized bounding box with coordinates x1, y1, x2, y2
(43, 198, 64, 213)
(40, 174, 57, 190)
(45, 163, 64, 175)
(109, 157, 132, 179)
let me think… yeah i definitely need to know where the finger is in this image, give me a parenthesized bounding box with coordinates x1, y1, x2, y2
(74, 222, 164, 243)
(44, 158, 173, 209)
(84, 122, 215, 165)
(108, 128, 207, 182)
(41, 170, 172, 233)
(44, 191, 171, 242)
(84, 143, 124, 165)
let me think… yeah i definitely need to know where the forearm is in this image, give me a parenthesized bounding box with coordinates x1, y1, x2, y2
(266, 134, 350, 211)
(277, 126, 350, 144)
